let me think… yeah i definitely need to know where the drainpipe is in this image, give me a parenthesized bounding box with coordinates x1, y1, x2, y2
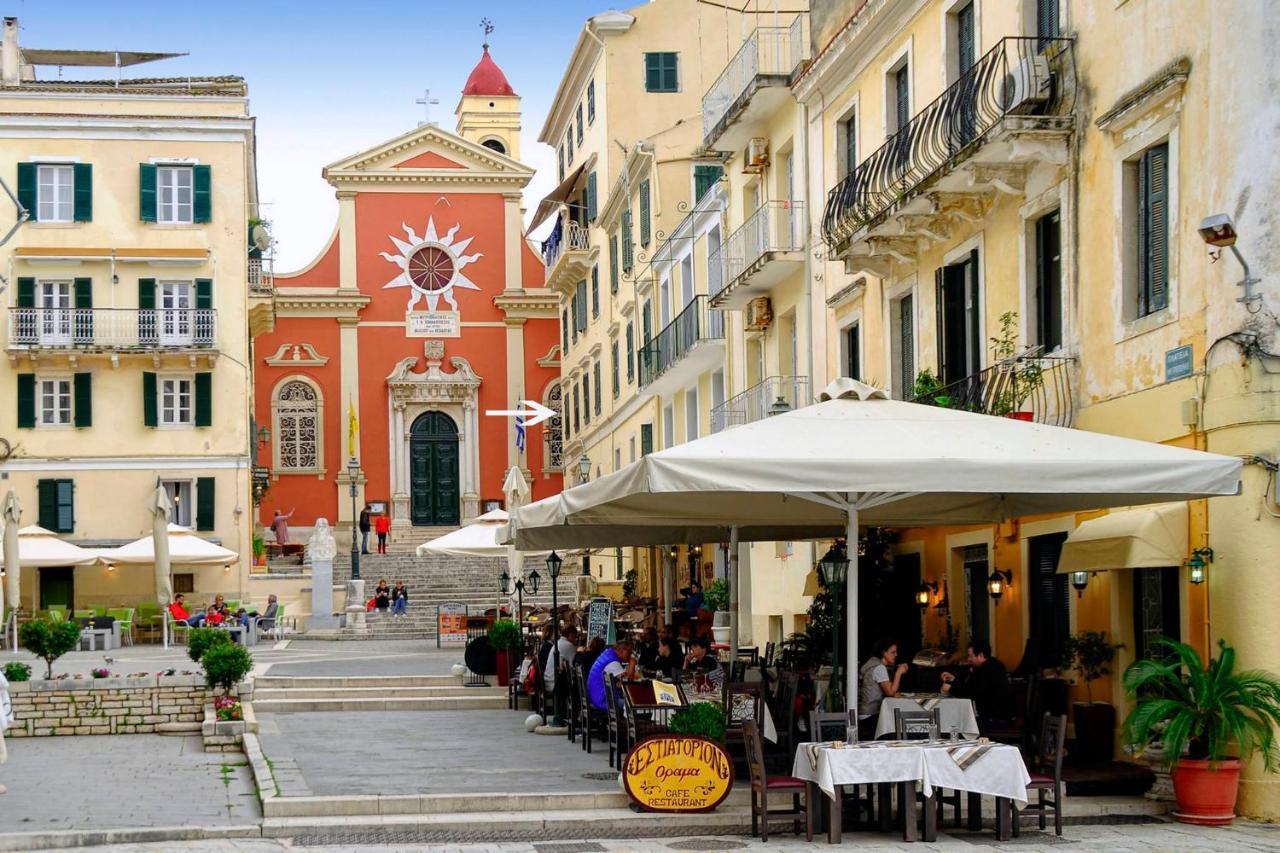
(800, 101, 815, 395)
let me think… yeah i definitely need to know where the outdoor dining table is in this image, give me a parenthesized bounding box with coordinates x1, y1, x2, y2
(79, 626, 119, 651)
(223, 617, 258, 647)
(875, 695, 980, 740)
(791, 739, 1031, 843)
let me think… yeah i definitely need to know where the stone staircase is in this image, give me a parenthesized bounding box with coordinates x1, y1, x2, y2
(330, 547, 557, 640)
(252, 675, 506, 713)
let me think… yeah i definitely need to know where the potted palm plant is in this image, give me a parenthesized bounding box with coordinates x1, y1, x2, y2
(1062, 630, 1122, 762)
(1122, 638, 1280, 825)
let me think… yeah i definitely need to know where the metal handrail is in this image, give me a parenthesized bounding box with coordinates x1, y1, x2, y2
(703, 20, 808, 141)
(711, 200, 806, 299)
(822, 37, 1075, 248)
(8, 307, 217, 349)
(911, 353, 1075, 428)
(638, 295, 725, 387)
(542, 218, 591, 271)
(248, 257, 274, 294)
(711, 375, 810, 432)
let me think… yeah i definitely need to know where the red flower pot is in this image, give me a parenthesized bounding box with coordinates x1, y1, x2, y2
(495, 649, 511, 687)
(1171, 758, 1241, 825)
(1005, 411, 1034, 422)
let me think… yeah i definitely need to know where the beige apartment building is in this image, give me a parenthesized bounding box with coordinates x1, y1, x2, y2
(0, 18, 270, 615)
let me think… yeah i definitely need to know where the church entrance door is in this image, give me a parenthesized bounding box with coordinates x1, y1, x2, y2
(409, 411, 460, 526)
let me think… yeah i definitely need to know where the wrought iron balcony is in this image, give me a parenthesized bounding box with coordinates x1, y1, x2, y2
(702, 20, 808, 149)
(711, 375, 810, 433)
(822, 37, 1075, 254)
(541, 217, 594, 294)
(911, 352, 1075, 428)
(710, 200, 806, 308)
(638, 295, 725, 390)
(248, 257, 274, 296)
(7, 308, 217, 351)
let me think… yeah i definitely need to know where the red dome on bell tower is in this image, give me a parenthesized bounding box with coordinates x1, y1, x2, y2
(462, 45, 516, 97)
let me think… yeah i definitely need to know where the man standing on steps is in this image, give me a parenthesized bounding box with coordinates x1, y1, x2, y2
(358, 504, 372, 555)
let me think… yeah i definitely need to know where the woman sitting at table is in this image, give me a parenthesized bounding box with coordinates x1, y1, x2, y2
(857, 637, 908, 740)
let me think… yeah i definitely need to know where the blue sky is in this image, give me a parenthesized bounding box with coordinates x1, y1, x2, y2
(12, 0, 607, 268)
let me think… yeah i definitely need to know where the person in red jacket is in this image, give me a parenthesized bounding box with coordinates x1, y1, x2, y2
(168, 594, 205, 627)
(375, 512, 391, 555)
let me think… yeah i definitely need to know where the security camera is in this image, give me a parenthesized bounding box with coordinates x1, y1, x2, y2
(1198, 213, 1237, 248)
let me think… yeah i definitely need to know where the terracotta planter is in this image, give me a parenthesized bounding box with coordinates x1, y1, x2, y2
(1005, 411, 1034, 422)
(1072, 701, 1116, 763)
(495, 649, 512, 687)
(1171, 758, 1241, 825)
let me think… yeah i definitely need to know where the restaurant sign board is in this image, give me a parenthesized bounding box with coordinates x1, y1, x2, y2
(622, 735, 734, 813)
(585, 597, 615, 644)
(436, 602, 468, 647)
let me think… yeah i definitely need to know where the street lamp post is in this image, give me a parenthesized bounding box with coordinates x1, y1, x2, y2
(817, 541, 850, 712)
(348, 456, 360, 581)
(500, 568, 539, 627)
(577, 454, 592, 576)
(545, 551, 564, 724)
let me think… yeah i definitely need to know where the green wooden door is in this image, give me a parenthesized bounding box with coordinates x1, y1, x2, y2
(409, 412, 460, 526)
(40, 567, 75, 609)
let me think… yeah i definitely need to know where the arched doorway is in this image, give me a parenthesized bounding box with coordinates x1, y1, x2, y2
(409, 411, 460, 526)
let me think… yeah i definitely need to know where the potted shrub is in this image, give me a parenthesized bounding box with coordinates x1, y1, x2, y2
(704, 579, 731, 643)
(2, 661, 32, 682)
(202, 643, 253, 696)
(252, 535, 266, 567)
(1122, 638, 1280, 825)
(1062, 630, 1122, 762)
(912, 368, 953, 408)
(669, 701, 727, 741)
(487, 619, 522, 687)
(19, 618, 82, 679)
(988, 311, 1044, 420)
(187, 627, 233, 665)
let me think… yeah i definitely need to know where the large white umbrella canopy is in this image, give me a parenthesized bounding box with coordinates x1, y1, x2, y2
(415, 508, 547, 558)
(99, 523, 239, 568)
(13, 525, 101, 567)
(509, 379, 1242, 703)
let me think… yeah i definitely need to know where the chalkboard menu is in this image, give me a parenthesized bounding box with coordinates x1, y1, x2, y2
(585, 597, 615, 644)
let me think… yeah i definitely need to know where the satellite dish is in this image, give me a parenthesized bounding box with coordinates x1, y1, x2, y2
(251, 223, 271, 253)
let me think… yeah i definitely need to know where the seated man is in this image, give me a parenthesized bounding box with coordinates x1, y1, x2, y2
(941, 639, 1016, 730)
(256, 594, 279, 633)
(167, 594, 205, 628)
(587, 638, 637, 710)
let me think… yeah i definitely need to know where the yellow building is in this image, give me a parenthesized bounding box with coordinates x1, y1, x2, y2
(0, 18, 268, 615)
(799, 0, 1279, 817)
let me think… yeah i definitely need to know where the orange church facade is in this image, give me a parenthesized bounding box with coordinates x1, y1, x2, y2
(253, 49, 563, 539)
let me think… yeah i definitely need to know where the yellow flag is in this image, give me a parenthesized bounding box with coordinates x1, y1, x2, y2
(347, 399, 359, 457)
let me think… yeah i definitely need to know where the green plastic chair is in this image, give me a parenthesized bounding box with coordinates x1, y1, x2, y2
(135, 602, 161, 643)
(94, 607, 109, 617)
(224, 600, 241, 612)
(74, 609, 95, 620)
(107, 608, 135, 646)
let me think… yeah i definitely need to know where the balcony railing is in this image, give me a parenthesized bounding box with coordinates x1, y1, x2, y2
(638, 295, 725, 387)
(248, 257, 274, 295)
(711, 375, 810, 432)
(702, 19, 808, 143)
(711, 200, 806, 299)
(8, 308, 217, 350)
(822, 37, 1075, 249)
(911, 352, 1075, 427)
(542, 218, 591, 272)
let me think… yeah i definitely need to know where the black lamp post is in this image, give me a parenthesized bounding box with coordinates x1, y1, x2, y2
(500, 567, 540, 625)
(817, 541, 850, 711)
(577, 455, 592, 576)
(347, 456, 360, 581)
(545, 551, 563, 642)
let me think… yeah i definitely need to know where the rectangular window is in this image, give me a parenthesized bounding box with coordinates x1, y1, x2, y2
(639, 180, 651, 246)
(566, 129, 574, 167)
(159, 376, 193, 426)
(894, 293, 915, 400)
(640, 423, 653, 456)
(1136, 143, 1170, 318)
(38, 478, 75, 533)
(1037, 0, 1060, 48)
(1034, 209, 1063, 351)
(570, 293, 580, 343)
(1028, 532, 1071, 669)
(558, 146, 565, 182)
(684, 387, 699, 442)
(572, 385, 580, 434)
(625, 322, 635, 382)
(591, 267, 600, 319)
(575, 280, 588, 331)
(157, 166, 194, 224)
(609, 234, 619, 294)
(693, 163, 723, 203)
(38, 378, 72, 427)
(593, 361, 602, 415)
(644, 52, 679, 93)
(630, 436, 636, 462)
(576, 104, 584, 145)
(840, 113, 858, 178)
(582, 374, 591, 425)
(37, 164, 75, 222)
(611, 340, 620, 398)
(844, 323, 861, 380)
(621, 210, 634, 273)
(935, 249, 981, 385)
(956, 1, 976, 74)
(38, 280, 73, 345)
(587, 80, 596, 123)
(662, 404, 675, 448)
(894, 64, 911, 132)
(562, 308, 570, 354)
(161, 479, 193, 527)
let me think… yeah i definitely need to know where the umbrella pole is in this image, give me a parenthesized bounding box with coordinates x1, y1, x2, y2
(728, 526, 739, 664)
(846, 507, 859, 710)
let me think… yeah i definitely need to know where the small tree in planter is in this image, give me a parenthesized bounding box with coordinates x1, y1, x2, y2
(187, 627, 233, 665)
(202, 643, 253, 696)
(1062, 630, 1122, 762)
(19, 618, 82, 679)
(488, 619, 523, 687)
(1123, 639, 1280, 825)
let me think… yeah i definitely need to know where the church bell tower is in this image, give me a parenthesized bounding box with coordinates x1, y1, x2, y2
(455, 34, 521, 161)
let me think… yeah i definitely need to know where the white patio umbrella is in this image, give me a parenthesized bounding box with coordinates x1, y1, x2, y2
(415, 508, 520, 558)
(508, 379, 1242, 705)
(98, 523, 239, 567)
(3, 523, 102, 651)
(2, 491, 20, 650)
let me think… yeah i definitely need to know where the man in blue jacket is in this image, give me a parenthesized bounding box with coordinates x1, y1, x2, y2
(588, 638, 636, 710)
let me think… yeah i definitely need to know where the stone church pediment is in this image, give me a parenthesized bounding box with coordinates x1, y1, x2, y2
(385, 341, 482, 408)
(323, 124, 533, 183)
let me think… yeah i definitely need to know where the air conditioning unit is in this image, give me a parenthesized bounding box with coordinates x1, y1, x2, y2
(997, 55, 1051, 114)
(745, 297, 773, 330)
(745, 137, 770, 170)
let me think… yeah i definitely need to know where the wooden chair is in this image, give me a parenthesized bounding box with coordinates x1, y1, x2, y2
(575, 664, 607, 754)
(562, 659, 579, 742)
(770, 672, 799, 768)
(605, 673, 629, 768)
(894, 707, 961, 831)
(810, 710, 877, 829)
(1015, 712, 1067, 837)
(744, 719, 813, 842)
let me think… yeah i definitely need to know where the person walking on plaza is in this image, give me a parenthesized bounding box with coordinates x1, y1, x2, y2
(391, 581, 409, 618)
(0, 664, 12, 795)
(374, 511, 391, 555)
(270, 508, 296, 545)
(358, 504, 372, 555)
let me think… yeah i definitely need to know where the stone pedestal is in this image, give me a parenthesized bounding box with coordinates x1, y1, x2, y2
(309, 559, 339, 630)
(343, 578, 369, 637)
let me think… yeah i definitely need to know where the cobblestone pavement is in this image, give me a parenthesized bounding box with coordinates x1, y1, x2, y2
(35, 820, 1280, 852)
(0, 734, 259, 835)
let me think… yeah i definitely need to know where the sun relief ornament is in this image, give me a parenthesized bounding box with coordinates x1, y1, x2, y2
(380, 218, 482, 312)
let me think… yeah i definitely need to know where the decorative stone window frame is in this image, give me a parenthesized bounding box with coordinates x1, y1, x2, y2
(271, 374, 325, 476)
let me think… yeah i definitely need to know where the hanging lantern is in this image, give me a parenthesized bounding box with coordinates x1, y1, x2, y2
(987, 568, 1012, 602)
(1070, 570, 1090, 596)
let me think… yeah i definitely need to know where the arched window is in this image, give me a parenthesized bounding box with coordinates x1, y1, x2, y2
(481, 137, 507, 155)
(542, 381, 563, 474)
(273, 379, 322, 472)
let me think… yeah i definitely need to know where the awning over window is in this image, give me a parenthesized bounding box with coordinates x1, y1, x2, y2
(526, 156, 595, 235)
(1057, 502, 1188, 573)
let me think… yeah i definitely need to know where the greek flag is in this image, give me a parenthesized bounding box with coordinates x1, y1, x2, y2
(515, 414, 526, 454)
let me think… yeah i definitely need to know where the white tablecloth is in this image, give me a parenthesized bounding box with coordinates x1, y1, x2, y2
(874, 696, 979, 740)
(791, 741, 1030, 805)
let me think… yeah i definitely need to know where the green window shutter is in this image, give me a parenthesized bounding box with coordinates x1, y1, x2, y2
(37, 479, 57, 529)
(645, 53, 677, 92)
(138, 278, 156, 309)
(17, 373, 35, 429)
(74, 278, 93, 344)
(645, 54, 661, 92)
(621, 211, 634, 273)
(609, 234, 619, 294)
(591, 267, 600, 318)
(16, 162, 36, 217)
(56, 480, 74, 533)
(586, 172, 598, 222)
(626, 322, 635, 382)
(1139, 143, 1169, 315)
(16, 276, 35, 308)
(640, 423, 654, 456)
(195, 278, 213, 310)
(73, 163, 92, 222)
(194, 372, 213, 427)
(73, 277, 92, 308)
(192, 164, 212, 223)
(611, 341, 620, 398)
(196, 477, 215, 531)
(664, 53, 679, 91)
(593, 361, 602, 414)
(934, 266, 947, 381)
(139, 164, 157, 222)
(562, 309, 569, 354)
(639, 180, 651, 245)
(142, 372, 157, 427)
(138, 278, 157, 345)
(73, 373, 92, 428)
(694, 164, 723, 203)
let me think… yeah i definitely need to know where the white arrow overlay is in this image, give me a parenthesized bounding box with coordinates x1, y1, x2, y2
(485, 400, 557, 427)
